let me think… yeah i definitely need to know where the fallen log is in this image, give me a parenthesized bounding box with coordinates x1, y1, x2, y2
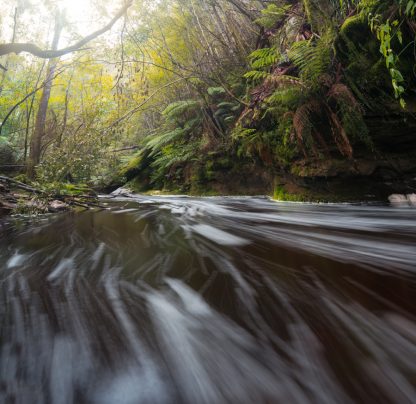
(0, 175, 41, 194)
(0, 175, 105, 213)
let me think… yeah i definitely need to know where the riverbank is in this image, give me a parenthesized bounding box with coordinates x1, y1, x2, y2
(120, 154, 416, 204)
(120, 114, 416, 204)
(0, 176, 102, 215)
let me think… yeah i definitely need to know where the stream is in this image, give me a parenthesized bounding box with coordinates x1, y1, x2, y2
(0, 195, 415, 403)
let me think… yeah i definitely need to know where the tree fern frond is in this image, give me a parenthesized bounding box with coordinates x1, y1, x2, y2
(328, 83, 362, 111)
(146, 128, 186, 153)
(266, 87, 304, 107)
(293, 100, 321, 157)
(243, 70, 271, 82)
(288, 31, 335, 85)
(255, 4, 292, 28)
(248, 47, 278, 64)
(162, 100, 201, 122)
(328, 110, 354, 158)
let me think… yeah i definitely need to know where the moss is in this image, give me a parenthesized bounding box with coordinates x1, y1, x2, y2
(273, 185, 306, 201)
(302, 0, 315, 28)
(125, 178, 149, 193)
(340, 14, 364, 36)
(119, 154, 143, 178)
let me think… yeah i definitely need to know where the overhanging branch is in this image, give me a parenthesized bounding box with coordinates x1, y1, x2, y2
(0, 1, 133, 59)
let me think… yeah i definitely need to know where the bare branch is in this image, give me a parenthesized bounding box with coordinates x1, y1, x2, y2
(0, 1, 133, 59)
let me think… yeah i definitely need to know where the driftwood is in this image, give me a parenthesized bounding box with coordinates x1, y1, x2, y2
(0, 175, 105, 213)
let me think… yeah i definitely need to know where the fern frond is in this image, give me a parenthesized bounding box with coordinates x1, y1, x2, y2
(243, 70, 271, 82)
(255, 4, 292, 28)
(207, 87, 226, 96)
(145, 128, 186, 153)
(328, 110, 353, 158)
(328, 83, 370, 147)
(266, 87, 304, 108)
(288, 31, 335, 85)
(328, 83, 361, 112)
(162, 100, 201, 122)
(293, 100, 321, 157)
(248, 47, 278, 63)
(231, 127, 257, 141)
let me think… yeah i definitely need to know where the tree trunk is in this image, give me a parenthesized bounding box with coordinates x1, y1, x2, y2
(24, 61, 46, 162)
(27, 14, 62, 179)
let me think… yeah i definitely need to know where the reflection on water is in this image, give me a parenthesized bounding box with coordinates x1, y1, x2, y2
(0, 196, 415, 403)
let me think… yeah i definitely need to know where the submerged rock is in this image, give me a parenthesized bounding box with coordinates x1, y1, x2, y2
(49, 200, 69, 212)
(111, 187, 134, 197)
(407, 193, 416, 206)
(389, 194, 416, 206)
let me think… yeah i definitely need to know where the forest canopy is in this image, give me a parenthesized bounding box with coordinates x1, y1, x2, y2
(0, 0, 415, 196)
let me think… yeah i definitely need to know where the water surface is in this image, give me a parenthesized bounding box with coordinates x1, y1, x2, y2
(0, 196, 415, 403)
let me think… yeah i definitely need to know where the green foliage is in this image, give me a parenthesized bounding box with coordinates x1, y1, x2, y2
(367, 0, 416, 107)
(243, 70, 271, 81)
(249, 48, 279, 69)
(256, 3, 292, 28)
(0, 136, 16, 166)
(150, 141, 200, 184)
(266, 87, 305, 109)
(207, 87, 226, 96)
(244, 47, 279, 82)
(273, 185, 306, 201)
(39, 182, 94, 197)
(146, 128, 188, 153)
(288, 31, 335, 85)
(238, 10, 373, 163)
(2, 0, 413, 198)
(162, 100, 201, 123)
(215, 101, 241, 127)
(130, 98, 204, 187)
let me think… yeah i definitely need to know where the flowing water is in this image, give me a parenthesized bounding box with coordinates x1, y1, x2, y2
(0, 195, 415, 403)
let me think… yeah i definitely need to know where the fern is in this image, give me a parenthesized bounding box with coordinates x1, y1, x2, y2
(293, 101, 321, 157)
(328, 83, 371, 146)
(146, 128, 187, 154)
(207, 87, 226, 96)
(150, 141, 199, 184)
(255, 4, 292, 28)
(243, 70, 271, 82)
(244, 47, 281, 82)
(327, 110, 353, 158)
(162, 100, 201, 122)
(231, 127, 257, 141)
(248, 47, 279, 69)
(288, 31, 335, 85)
(266, 87, 304, 108)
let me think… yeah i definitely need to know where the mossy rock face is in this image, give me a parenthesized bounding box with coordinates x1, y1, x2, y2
(339, 14, 367, 41)
(126, 177, 151, 193)
(290, 159, 354, 178)
(337, 17, 379, 67)
(120, 154, 143, 178)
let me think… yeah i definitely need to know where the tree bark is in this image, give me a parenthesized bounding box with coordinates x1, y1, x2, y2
(24, 61, 46, 162)
(27, 14, 63, 179)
